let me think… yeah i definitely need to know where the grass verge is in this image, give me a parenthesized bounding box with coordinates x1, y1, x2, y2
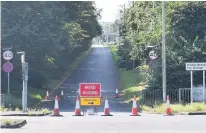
(142, 103, 206, 113)
(108, 45, 147, 103)
(0, 106, 51, 114)
(1, 119, 27, 128)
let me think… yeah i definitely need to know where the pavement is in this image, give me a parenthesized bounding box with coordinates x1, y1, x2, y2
(39, 45, 131, 113)
(1, 113, 206, 133)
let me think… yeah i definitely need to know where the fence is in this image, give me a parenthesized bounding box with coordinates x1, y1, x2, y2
(140, 88, 192, 106)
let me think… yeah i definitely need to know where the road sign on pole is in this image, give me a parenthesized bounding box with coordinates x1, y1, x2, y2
(149, 50, 157, 60)
(3, 50, 13, 61)
(79, 83, 101, 97)
(2, 61, 14, 105)
(186, 62, 206, 103)
(3, 62, 14, 73)
(186, 62, 206, 71)
(79, 83, 101, 107)
(80, 98, 101, 106)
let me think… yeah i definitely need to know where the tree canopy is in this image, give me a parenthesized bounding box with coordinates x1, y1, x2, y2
(116, 1, 206, 90)
(1, 1, 102, 93)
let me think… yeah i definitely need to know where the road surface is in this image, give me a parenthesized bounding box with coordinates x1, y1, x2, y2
(39, 45, 131, 113)
(1, 113, 206, 133)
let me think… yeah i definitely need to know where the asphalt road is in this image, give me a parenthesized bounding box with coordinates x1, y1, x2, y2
(2, 113, 206, 133)
(39, 45, 131, 113)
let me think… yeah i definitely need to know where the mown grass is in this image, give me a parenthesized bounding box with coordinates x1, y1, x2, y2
(108, 45, 147, 103)
(142, 103, 206, 113)
(1, 119, 23, 126)
(0, 106, 51, 114)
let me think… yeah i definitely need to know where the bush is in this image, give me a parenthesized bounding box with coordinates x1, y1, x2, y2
(142, 103, 206, 113)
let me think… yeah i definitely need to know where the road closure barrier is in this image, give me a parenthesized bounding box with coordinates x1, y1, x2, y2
(73, 95, 83, 116)
(51, 95, 63, 117)
(101, 93, 113, 116)
(164, 95, 174, 116)
(130, 95, 141, 116)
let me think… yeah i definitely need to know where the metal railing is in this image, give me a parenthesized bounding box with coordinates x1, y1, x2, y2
(140, 88, 192, 106)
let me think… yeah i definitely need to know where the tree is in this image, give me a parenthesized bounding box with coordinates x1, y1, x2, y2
(116, 1, 206, 90)
(1, 1, 102, 94)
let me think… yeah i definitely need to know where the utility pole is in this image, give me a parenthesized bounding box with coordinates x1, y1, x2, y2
(162, 1, 166, 102)
(17, 51, 28, 112)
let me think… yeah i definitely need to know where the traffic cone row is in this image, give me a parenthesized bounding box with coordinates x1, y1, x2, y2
(60, 90, 64, 101)
(51, 95, 63, 116)
(164, 95, 173, 116)
(130, 95, 140, 116)
(73, 95, 83, 116)
(44, 90, 64, 101)
(114, 88, 120, 98)
(101, 94, 113, 116)
(44, 91, 50, 100)
(48, 89, 173, 117)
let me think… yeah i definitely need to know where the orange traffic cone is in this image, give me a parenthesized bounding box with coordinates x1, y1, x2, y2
(44, 91, 50, 100)
(51, 95, 62, 116)
(164, 95, 174, 116)
(101, 94, 113, 116)
(130, 95, 141, 116)
(73, 95, 83, 116)
(114, 88, 120, 98)
(60, 90, 64, 101)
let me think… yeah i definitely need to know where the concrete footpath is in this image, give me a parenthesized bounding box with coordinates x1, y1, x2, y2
(1, 112, 206, 133)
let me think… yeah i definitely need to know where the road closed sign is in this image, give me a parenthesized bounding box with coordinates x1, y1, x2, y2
(79, 83, 101, 97)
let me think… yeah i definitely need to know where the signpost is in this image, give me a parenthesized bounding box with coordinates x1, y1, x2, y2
(2, 62, 14, 103)
(79, 83, 101, 106)
(149, 50, 157, 60)
(2, 49, 14, 105)
(3, 50, 13, 61)
(80, 98, 101, 106)
(17, 51, 28, 112)
(148, 50, 157, 69)
(79, 83, 101, 98)
(186, 62, 206, 103)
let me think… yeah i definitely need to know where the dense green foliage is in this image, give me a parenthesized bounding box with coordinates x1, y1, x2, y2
(1, 2, 102, 93)
(116, 1, 206, 90)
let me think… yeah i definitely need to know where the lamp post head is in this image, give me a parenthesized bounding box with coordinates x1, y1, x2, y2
(17, 51, 25, 55)
(17, 51, 25, 63)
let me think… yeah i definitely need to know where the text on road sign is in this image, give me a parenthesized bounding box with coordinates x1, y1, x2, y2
(149, 50, 157, 60)
(3, 50, 13, 61)
(79, 83, 101, 97)
(186, 63, 206, 71)
(80, 97, 101, 106)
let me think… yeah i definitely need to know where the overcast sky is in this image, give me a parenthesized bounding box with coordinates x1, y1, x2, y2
(95, 0, 129, 22)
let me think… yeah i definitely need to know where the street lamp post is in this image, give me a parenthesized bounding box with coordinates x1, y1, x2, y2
(162, 1, 167, 102)
(17, 51, 28, 112)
